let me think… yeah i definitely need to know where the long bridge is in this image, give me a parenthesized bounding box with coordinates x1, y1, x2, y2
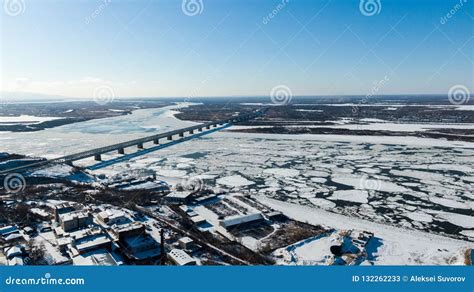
(0, 108, 266, 175)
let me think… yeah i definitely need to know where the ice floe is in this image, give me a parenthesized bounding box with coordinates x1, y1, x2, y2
(216, 175, 255, 187)
(263, 168, 300, 177)
(328, 190, 369, 204)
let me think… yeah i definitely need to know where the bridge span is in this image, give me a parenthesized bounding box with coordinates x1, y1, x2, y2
(0, 108, 266, 175)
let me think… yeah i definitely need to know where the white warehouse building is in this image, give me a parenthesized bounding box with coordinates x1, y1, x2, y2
(219, 213, 264, 229)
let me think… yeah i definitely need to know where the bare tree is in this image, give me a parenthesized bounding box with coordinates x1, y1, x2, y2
(26, 239, 45, 265)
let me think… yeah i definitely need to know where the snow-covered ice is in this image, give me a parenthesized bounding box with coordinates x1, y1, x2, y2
(328, 190, 369, 204)
(216, 175, 255, 188)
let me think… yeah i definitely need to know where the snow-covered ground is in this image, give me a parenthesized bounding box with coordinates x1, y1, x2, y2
(0, 115, 62, 125)
(290, 121, 474, 132)
(273, 233, 336, 265)
(232, 122, 474, 133)
(292, 104, 474, 111)
(259, 197, 471, 265)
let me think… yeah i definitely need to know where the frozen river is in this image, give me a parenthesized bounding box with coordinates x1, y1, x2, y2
(0, 104, 197, 158)
(1, 104, 473, 245)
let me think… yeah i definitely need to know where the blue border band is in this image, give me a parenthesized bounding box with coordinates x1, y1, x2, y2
(0, 266, 472, 292)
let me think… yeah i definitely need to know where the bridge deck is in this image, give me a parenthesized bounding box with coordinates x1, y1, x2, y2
(87, 123, 232, 170)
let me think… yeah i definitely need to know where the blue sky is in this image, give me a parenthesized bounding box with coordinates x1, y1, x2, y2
(1, 0, 473, 98)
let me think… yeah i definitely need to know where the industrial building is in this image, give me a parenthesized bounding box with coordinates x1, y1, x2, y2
(59, 211, 91, 232)
(71, 229, 113, 255)
(168, 249, 196, 266)
(120, 233, 161, 262)
(97, 209, 130, 226)
(163, 191, 195, 204)
(178, 237, 194, 250)
(0, 225, 19, 238)
(219, 213, 264, 229)
(29, 208, 51, 221)
(53, 202, 78, 221)
(109, 221, 145, 241)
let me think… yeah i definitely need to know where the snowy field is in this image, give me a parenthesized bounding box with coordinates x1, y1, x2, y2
(261, 197, 470, 265)
(1, 104, 473, 264)
(0, 115, 62, 125)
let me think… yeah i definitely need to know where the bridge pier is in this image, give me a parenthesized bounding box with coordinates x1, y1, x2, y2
(153, 139, 159, 145)
(137, 143, 144, 149)
(189, 130, 194, 134)
(167, 135, 172, 140)
(118, 148, 125, 155)
(94, 154, 102, 161)
(179, 132, 184, 137)
(198, 127, 202, 132)
(206, 125, 210, 129)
